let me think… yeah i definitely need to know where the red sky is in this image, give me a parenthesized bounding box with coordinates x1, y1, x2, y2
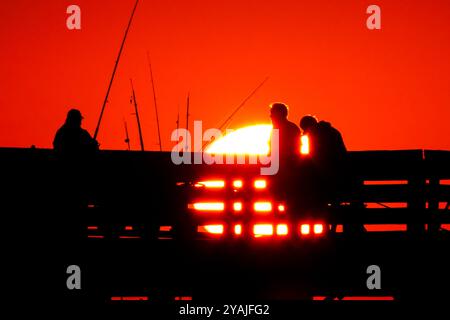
(0, 0, 449, 151)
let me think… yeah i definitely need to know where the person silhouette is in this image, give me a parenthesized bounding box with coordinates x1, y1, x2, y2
(299, 115, 349, 229)
(53, 109, 99, 213)
(269, 103, 301, 164)
(53, 109, 99, 158)
(299, 115, 347, 175)
(269, 103, 301, 203)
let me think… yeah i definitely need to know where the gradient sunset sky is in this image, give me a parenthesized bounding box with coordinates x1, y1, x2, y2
(1, 0, 449, 151)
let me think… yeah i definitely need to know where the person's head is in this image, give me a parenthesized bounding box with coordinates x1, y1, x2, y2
(65, 109, 83, 127)
(270, 102, 289, 125)
(299, 115, 318, 133)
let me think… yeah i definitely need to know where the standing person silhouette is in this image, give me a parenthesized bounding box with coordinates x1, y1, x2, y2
(269, 103, 301, 164)
(269, 102, 301, 204)
(52, 109, 99, 279)
(53, 109, 99, 212)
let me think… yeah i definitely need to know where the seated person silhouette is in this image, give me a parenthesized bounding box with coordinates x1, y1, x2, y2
(53, 109, 99, 159)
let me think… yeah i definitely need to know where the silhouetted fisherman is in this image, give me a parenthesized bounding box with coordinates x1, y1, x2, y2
(53, 109, 99, 159)
(53, 109, 98, 213)
(269, 103, 301, 201)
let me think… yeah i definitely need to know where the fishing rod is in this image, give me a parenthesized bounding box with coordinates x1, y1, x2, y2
(202, 77, 269, 150)
(176, 105, 180, 133)
(147, 52, 162, 151)
(176, 104, 180, 139)
(185, 93, 190, 151)
(130, 79, 145, 151)
(93, 0, 139, 141)
(173, 105, 181, 152)
(123, 118, 131, 150)
(217, 77, 269, 132)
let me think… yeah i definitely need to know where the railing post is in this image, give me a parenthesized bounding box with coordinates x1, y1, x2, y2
(427, 177, 440, 233)
(407, 173, 426, 234)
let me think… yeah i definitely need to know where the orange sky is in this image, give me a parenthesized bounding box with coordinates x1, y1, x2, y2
(0, 0, 449, 151)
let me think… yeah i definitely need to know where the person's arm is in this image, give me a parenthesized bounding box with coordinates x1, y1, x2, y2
(81, 129, 99, 151)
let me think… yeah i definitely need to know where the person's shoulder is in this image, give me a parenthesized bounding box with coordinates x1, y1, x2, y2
(318, 122, 345, 145)
(287, 120, 300, 132)
(318, 121, 340, 133)
(318, 121, 331, 128)
(54, 125, 67, 137)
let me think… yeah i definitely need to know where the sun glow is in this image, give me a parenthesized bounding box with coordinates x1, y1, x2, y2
(300, 135, 310, 155)
(205, 124, 272, 155)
